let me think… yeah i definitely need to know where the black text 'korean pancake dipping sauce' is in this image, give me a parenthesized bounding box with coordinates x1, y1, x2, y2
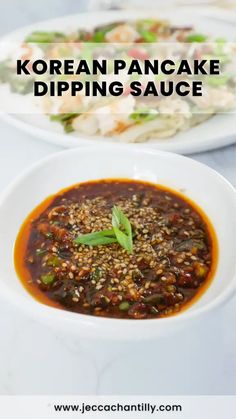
(14, 179, 218, 319)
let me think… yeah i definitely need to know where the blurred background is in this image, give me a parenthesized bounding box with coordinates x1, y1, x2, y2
(1, 0, 236, 35)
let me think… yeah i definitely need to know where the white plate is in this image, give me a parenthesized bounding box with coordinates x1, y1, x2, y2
(1, 8, 236, 154)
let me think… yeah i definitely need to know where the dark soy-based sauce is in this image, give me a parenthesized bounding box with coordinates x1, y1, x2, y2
(14, 179, 217, 319)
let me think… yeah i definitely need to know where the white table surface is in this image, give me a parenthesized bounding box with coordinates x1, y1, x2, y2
(0, 0, 236, 396)
(0, 119, 236, 396)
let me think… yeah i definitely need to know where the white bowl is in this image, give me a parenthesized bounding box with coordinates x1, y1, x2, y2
(0, 145, 236, 340)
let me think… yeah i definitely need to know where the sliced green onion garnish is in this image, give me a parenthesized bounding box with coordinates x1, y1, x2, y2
(119, 301, 130, 311)
(186, 33, 208, 43)
(112, 206, 133, 254)
(130, 108, 158, 123)
(25, 31, 66, 43)
(139, 29, 157, 42)
(74, 229, 117, 246)
(74, 206, 133, 254)
(41, 274, 55, 285)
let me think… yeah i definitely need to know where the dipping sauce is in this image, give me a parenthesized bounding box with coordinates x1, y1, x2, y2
(14, 179, 217, 319)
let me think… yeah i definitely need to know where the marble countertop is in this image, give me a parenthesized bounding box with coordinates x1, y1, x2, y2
(0, 119, 236, 396)
(0, 0, 236, 396)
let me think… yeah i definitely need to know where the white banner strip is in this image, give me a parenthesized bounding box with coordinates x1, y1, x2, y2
(0, 396, 235, 419)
